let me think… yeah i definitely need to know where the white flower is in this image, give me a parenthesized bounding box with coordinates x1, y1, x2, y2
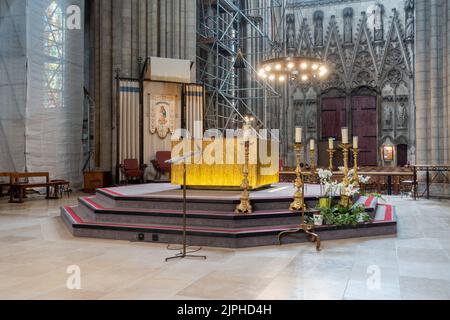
(318, 169, 333, 181)
(359, 175, 371, 184)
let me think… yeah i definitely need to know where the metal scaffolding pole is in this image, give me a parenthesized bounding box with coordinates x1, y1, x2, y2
(197, 0, 283, 131)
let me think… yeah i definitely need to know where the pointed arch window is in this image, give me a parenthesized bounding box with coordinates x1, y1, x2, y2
(44, 0, 65, 109)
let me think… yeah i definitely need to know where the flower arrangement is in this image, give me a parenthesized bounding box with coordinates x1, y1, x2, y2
(312, 168, 373, 227)
(318, 169, 338, 198)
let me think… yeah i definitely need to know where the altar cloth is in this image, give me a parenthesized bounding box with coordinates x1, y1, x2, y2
(171, 138, 279, 189)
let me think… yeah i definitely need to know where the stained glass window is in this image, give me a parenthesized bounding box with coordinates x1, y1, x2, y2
(44, 1, 64, 109)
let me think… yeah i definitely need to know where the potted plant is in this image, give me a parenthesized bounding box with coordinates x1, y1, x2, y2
(313, 212, 324, 226)
(318, 169, 336, 208)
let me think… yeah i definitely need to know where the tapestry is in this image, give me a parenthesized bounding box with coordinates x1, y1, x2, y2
(150, 95, 176, 138)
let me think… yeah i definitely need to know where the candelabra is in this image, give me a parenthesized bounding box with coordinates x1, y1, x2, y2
(339, 143, 352, 208)
(235, 140, 252, 214)
(309, 149, 317, 183)
(352, 148, 360, 187)
(278, 142, 321, 251)
(290, 143, 305, 212)
(327, 149, 336, 171)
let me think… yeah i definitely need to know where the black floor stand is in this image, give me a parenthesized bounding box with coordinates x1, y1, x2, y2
(166, 162, 207, 262)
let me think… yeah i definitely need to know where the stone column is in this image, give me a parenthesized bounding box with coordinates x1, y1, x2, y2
(415, 0, 429, 165)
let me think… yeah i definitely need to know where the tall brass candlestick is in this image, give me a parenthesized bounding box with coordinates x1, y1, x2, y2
(309, 149, 317, 173)
(279, 142, 321, 251)
(235, 140, 252, 214)
(339, 143, 351, 207)
(353, 148, 360, 187)
(327, 149, 336, 171)
(290, 143, 305, 212)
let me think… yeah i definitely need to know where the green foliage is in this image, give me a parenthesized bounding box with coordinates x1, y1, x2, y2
(317, 203, 371, 227)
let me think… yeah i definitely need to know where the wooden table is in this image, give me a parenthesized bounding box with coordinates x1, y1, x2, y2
(84, 171, 112, 193)
(280, 170, 414, 196)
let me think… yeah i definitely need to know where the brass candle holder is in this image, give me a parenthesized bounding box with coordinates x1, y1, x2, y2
(235, 140, 252, 214)
(278, 142, 321, 251)
(327, 149, 336, 171)
(339, 143, 352, 208)
(309, 148, 317, 178)
(290, 143, 305, 212)
(352, 147, 360, 187)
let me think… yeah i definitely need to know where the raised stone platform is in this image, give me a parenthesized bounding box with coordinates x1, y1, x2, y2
(61, 183, 397, 248)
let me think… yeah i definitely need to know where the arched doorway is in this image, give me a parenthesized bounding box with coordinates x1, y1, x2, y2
(351, 87, 378, 166)
(319, 87, 378, 167)
(319, 88, 346, 168)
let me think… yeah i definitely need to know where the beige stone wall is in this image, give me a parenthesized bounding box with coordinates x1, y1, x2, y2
(415, 0, 450, 166)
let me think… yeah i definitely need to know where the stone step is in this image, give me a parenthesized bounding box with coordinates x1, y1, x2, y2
(61, 205, 397, 249)
(95, 188, 321, 212)
(77, 196, 316, 228)
(374, 204, 396, 222)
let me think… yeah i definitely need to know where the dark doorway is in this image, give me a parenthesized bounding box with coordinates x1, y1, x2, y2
(320, 97, 346, 168)
(397, 144, 408, 167)
(352, 95, 378, 166)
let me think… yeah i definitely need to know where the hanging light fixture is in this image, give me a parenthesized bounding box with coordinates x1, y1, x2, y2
(257, 7, 330, 83)
(258, 56, 329, 83)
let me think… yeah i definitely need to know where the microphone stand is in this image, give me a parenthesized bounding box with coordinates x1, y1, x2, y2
(165, 151, 207, 262)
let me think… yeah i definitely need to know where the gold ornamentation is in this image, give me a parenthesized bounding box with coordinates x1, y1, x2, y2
(353, 148, 360, 187)
(290, 143, 305, 211)
(339, 143, 351, 207)
(309, 148, 317, 183)
(236, 140, 253, 214)
(279, 142, 321, 251)
(327, 149, 336, 171)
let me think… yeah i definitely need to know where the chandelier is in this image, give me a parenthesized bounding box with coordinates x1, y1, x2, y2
(258, 56, 329, 82)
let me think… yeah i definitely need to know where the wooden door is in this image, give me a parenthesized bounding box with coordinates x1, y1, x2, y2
(351, 96, 378, 166)
(320, 97, 346, 167)
(397, 144, 408, 167)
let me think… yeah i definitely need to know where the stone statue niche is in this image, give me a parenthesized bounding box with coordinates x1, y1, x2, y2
(313, 11, 324, 47)
(286, 14, 296, 52)
(372, 3, 385, 42)
(405, 0, 414, 40)
(343, 7, 354, 45)
(398, 102, 408, 129)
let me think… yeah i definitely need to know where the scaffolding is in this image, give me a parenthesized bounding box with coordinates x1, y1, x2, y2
(197, 0, 284, 131)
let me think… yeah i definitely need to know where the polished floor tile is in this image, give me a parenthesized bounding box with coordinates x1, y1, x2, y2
(0, 194, 450, 300)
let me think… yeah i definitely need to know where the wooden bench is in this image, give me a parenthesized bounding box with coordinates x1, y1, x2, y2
(9, 172, 68, 203)
(0, 172, 11, 197)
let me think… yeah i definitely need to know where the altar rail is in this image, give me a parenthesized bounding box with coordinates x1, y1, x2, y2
(280, 167, 414, 196)
(413, 165, 450, 200)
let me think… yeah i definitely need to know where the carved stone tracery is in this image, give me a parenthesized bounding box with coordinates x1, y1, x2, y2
(285, 1, 414, 166)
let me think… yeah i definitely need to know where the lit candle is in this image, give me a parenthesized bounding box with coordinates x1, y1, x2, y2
(353, 136, 359, 149)
(310, 139, 315, 151)
(342, 128, 349, 144)
(329, 138, 334, 150)
(295, 127, 302, 144)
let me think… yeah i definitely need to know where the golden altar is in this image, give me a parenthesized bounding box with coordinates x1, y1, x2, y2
(171, 138, 279, 189)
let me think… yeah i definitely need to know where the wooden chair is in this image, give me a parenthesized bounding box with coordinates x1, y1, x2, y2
(151, 151, 172, 181)
(119, 159, 146, 184)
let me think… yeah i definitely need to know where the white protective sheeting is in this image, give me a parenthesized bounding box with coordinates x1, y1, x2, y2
(0, 0, 85, 187)
(0, 0, 27, 172)
(149, 57, 192, 83)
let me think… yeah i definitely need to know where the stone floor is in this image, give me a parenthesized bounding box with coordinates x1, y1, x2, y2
(0, 192, 449, 300)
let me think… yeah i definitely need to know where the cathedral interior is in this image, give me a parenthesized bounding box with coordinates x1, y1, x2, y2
(1, 0, 450, 302)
